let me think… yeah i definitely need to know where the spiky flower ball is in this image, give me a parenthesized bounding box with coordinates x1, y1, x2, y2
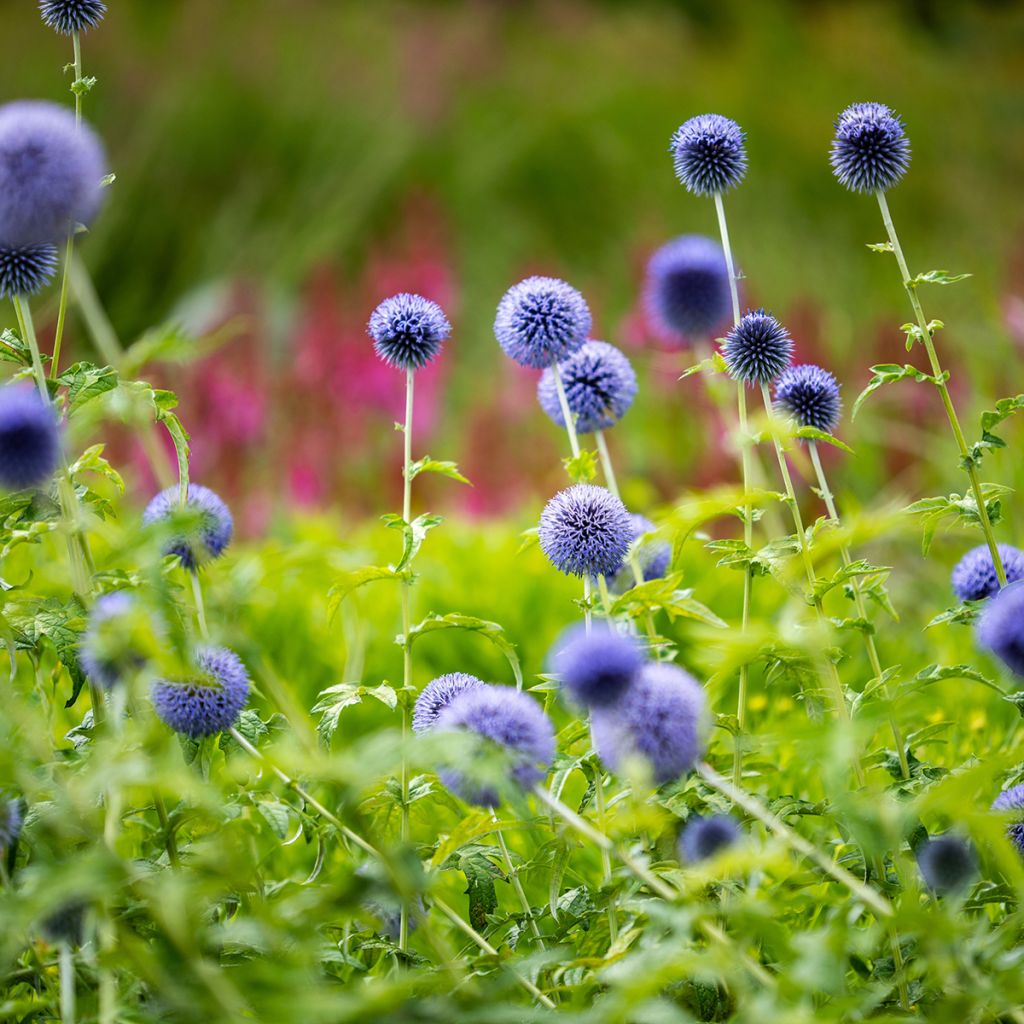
(143, 483, 233, 571)
(0, 798, 22, 850)
(539, 484, 632, 578)
(977, 581, 1024, 676)
(79, 592, 146, 689)
(549, 622, 642, 710)
(722, 309, 793, 385)
(916, 835, 976, 894)
(992, 784, 1024, 857)
(952, 544, 1024, 602)
(591, 662, 707, 783)
(830, 102, 911, 194)
(39, 0, 107, 34)
(670, 114, 747, 196)
(774, 364, 842, 434)
(494, 276, 591, 369)
(412, 673, 484, 734)
(0, 244, 58, 299)
(644, 235, 732, 344)
(0, 101, 106, 247)
(151, 646, 250, 739)
(607, 514, 671, 594)
(537, 341, 637, 434)
(367, 293, 451, 372)
(436, 685, 555, 806)
(679, 814, 741, 863)
(0, 384, 60, 490)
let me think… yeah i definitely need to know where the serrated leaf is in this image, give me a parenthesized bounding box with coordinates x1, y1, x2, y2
(866, 241, 894, 253)
(327, 566, 408, 619)
(69, 444, 125, 493)
(401, 613, 523, 690)
(383, 513, 443, 573)
(58, 361, 118, 414)
(909, 270, 971, 286)
(852, 364, 942, 420)
(311, 683, 370, 747)
(0, 328, 33, 367)
(563, 449, 598, 484)
(795, 426, 853, 453)
(408, 457, 471, 486)
(926, 601, 984, 629)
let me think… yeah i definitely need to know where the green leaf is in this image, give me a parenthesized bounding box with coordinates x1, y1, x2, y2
(866, 241, 893, 253)
(456, 851, 501, 931)
(327, 566, 408, 618)
(680, 350, 727, 379)
(903, 485, 1013, 555)
(69, 444, 125, 493)
(905, 663, 1004, 697)
(0, 328, 33, 367)
(813, 559, 891, 601)
(609, 572, 727, 627)
(383, 513, 444, 573)
(408, 457, 471, 486)
(909, 269, 971, 286)
(401, 613, 523, 690)
(58, 361, 119, 415)
(9, 596, 87, 708)
(563, 449, 598, 484)
(311, 682, 396, 747)
(795, 426, 853, 453)
(964, 394, 1024, 468)
(852, 363, 944, 420)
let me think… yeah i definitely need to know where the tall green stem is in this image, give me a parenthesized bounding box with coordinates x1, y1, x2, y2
(492, 816, 544, 948)
(807, 441, 910, 780)
(58, 944, 75, 1024)
(551, 365, 581, 460)
(875, 190, 1005, 586)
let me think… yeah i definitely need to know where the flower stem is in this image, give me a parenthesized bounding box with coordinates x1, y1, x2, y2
(551, 364, 581, 460)
(492, 814, 545, 948)
(399, 368, 415, 954)
(190, 572, 209, 641)
(592, 771, 619, 943)
(59, 943, 75, 1024)
(875, 190, 1005, 586)
(807, 441, 910, 780)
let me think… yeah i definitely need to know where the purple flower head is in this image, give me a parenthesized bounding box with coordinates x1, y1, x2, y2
(39, 0, 107, 34)
(916, 835, 976, 894)
(0, 101, 106, 247)
(413, 672, 484, 734)
(151, 646, 250, 739)
(952, 544, 1024, 602)
(539, 484, 632, 578)
(549, 622, 642, 710)
(977, 581, 1024, 676)
(435, 685, 555, 806)
(537, 341, 637, 434)
(0, 243, 58, 298)
(494, 276, 591, 369)
(722, 309, 793, 385)
(992, 783, 1024, 858)
(0, 797, 22, 850)
(143, 483, 233, 571)
(645, 235, 733, 345)
(679, 814, 741, 863)
(367, 293, 451, 372)
(79, 592, 147, 689)
(0, 384, 60, 490)
(591, 662, 707, 784)
(774, 364, 842, 434)
(607, 514, 671, 594)
(670, 114, 747, 196)
(830, 102, 911, 194)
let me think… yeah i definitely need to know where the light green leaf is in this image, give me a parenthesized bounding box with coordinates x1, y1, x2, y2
(401, 613, 523, 690)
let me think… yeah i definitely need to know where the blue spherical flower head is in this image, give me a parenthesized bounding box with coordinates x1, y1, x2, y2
(992, 784, 1024, 858)
(607, 514, 671, 595)
(151, 646, 250, 739)
(550, 622, 643, 710)
(591, 662, 708, 784)
(0, 384, 60, 490)
(435, 685, 555, 807)
(537, 341, 638, 434)
(0, 244, 58, 299)
(977, 581, 1024, 676)
(413, 673, 484, 733)
(368, 293, 451, 372)
(916, 835, 976, 894)
(494, 276, 592, 369)
(952, 544, 1024, 602)
(670, 114, 747, 196)
(830, 102, 911, 194)
(722, 309, 794, 385)
(774, 364, 842, 434)
(0, 797, 22, 851)
(79, 592, 150, 689)
(0, 101, 106, 248)
(539, 484, 632, 578)
(679, 814, 741, 863)
(143, 483, 233, 571)
(645, 235, 733, 344)
(39, 0, 107, 34)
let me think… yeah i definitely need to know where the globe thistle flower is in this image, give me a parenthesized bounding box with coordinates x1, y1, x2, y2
(669, 114, 748, 196)
(367, 293, 451, 372)
(40, 901, 87, 947)
(916, 835, 976, 894)
(679, 814, 741, 863)
(977, 581, 1024, 676)
(0, 101, 106, 248)
(494, 276, 591, 369)
(537, 341, 638, 434)
(0, 384, 60, 491)
(830, 102, 911, 194)
(549, 622, 642, 710)
(143, 483, 233, 571)
(952, 544, 1024, 602)
(0, 243, 58, 299)
(151, 646, 250, 739)
(0, 797, 22, 850)
(606, 514, 671, 594)
(591, 662, 707, 784)
(774, 364, 842, 434)
(435, 685, 555, 806)
(644, 235, 733, 345)
(79, 591, 148, 689)
(412, 672, 484, 734)
(538, 484, 632, 578)
(721, 309, 793, 385)
(992, 783, 1024, 857)
(39, 0, 107, 34)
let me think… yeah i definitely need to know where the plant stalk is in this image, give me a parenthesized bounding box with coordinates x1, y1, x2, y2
(399, 368, 415, 953)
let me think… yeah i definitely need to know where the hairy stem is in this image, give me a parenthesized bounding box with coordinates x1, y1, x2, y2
(399, 368, 415, 953)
